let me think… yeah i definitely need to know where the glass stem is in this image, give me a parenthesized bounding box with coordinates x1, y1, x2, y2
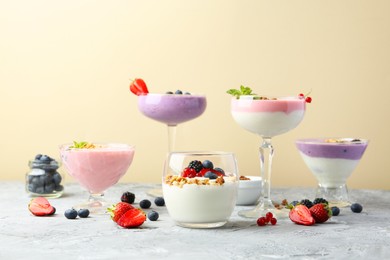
(167, 125, 177, 153)
(259, 137, 274, 209)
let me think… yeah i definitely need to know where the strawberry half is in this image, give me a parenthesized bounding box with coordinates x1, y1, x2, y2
(129, 78, 149, 96)
(28, 197, 56, 216)
(289, 205, 315, 226)
(107, 202, 134, 223)
(117, 208, 146, 228)
(310, 203, 332, 223)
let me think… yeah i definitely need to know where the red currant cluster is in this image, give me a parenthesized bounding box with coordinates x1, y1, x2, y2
(299, 93, 312, 103)
(257, 212, 277, 226)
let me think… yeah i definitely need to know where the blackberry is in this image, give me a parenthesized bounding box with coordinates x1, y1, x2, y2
(121, 191, 135, 204)
(300, 199, 314, 209)
(188, 160, 203, 172)
(313, 198, 329, 205)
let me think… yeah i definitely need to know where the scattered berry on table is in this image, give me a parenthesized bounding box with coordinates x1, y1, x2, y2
(78, 209, 90, 218)
(331, 206, 340, 216)
(121, 191, 135, 204)
(202, 160, 214, 169)
(313, 198, 329, 205)
(140, 199, 152, 209)
(351, 203, 363, 213)
(289, 205, 315, 226)
(117, 208, 146, 228)
(28, 197, 56, 216)
(309, 203, 332, 223)
(265, 212, 273, 223)
(154, 197, 165, 207)
(300, 199, 314, 209)
(270, 218, 277, 225)
(257, 217, 267, 226)
(107, 202, 134, 223)
(148, 211, 159, 221)
(188, 160, 203, 173)
(64, 209, 78, 219)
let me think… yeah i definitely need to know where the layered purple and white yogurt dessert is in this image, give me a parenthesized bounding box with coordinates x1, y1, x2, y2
(138, 93, 206, 126)
(295, 138, 368, 188)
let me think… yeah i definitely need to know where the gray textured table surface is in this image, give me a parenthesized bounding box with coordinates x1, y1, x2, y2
(0, 182, 389, 260)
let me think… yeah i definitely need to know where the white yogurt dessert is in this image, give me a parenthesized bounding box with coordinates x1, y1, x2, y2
(296, 138, 369, 207)
(163, 152, 238, 228)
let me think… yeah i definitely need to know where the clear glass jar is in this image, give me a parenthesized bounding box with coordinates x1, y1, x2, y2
(26, 154, 64, 198)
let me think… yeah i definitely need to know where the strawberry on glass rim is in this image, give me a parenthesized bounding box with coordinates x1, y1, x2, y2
(129, 78, 149, 96)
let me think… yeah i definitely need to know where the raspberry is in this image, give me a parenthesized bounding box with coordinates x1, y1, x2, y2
(182, 167, 196, 178)
(188, 160, 203, 172)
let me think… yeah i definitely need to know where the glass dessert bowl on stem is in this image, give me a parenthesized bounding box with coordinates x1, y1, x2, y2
(59, 142, 135, 214)
(163, 151, 238, 228)
(137, 90, 207, 197)
(295, 138, 369, 207)
(230, 91, 306, 218)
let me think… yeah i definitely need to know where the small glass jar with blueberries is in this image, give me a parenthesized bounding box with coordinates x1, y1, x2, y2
(26, 154, 64, 198)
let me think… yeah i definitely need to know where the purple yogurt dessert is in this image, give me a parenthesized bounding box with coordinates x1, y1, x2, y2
(295, 138, 369, 206)
(138, 94, 207, 126)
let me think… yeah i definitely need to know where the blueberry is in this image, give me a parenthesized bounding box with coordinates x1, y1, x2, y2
(52, 172, 62, 185)
(214, 167, 225, 176)
(291, 200, 299, 206)
(139, 199, 151, 209)
(64, 209, 78, 219)
(42, 173, 53, 185)
(148, 211, 159, 221)
(202, 160, 214, 169)
(154, 197, 165, 207)
(175, 90, 183, 94)
(55, 184, 64, 191)
(331, 206, 340, 216)
(78, 209, 90, 218)
(35, 187, 45, 194)
(165, 91, 173, 94)
(351, 203, 363, 213)
(28, 184, 37, 193)
(121, 191, 135, 204)
(40, 155, 51, 163)
(35, 154, 42, 160)
(184, 92, 191, 95)
(204, 171, 218, 179)
(44, 183, 56, 193)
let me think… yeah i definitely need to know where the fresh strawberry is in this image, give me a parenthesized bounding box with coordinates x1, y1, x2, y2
(28, 197, 56, 216)
(129, 78, 149, 96)
(117, 208, 146, 228)
(289, 205, 315, 226)
(107, 202, 134, 223)
(310, 203, 332, 223)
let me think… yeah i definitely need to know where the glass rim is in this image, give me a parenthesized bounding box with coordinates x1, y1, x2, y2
(295, 138, 369, 145)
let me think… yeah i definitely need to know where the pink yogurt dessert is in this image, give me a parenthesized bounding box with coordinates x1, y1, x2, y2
(60, 143, 135, 193)
(138, 93, 207, 126)
(231, 96, 306, 137)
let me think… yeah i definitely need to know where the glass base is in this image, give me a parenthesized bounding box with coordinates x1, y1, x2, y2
(316, 184, 351, 208)
(74, 193, 110, 214)
(146, 188, 163, 198)
(238, 200, 289, 219)
(175, 221, 227, 229)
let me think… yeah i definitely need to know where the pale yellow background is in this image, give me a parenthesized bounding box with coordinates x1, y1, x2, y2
(1, 0, 388, 189)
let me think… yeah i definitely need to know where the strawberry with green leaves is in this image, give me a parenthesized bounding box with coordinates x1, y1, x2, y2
(289, 204, 315, 226)
(310, 203, 332, 223)
(107, 202, 134, 223)
(117, 208, 146, 228)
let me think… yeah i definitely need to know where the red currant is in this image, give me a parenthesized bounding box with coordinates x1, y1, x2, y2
(298, 93, 305, 98)
(305, 96, 312, 103)
(265, 212, 273, 222)
(257, 217, 267, 226)
(270, 217, 277, 225)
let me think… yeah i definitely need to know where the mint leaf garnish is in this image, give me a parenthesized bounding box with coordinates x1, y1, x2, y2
(227, 85, 256, 99)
